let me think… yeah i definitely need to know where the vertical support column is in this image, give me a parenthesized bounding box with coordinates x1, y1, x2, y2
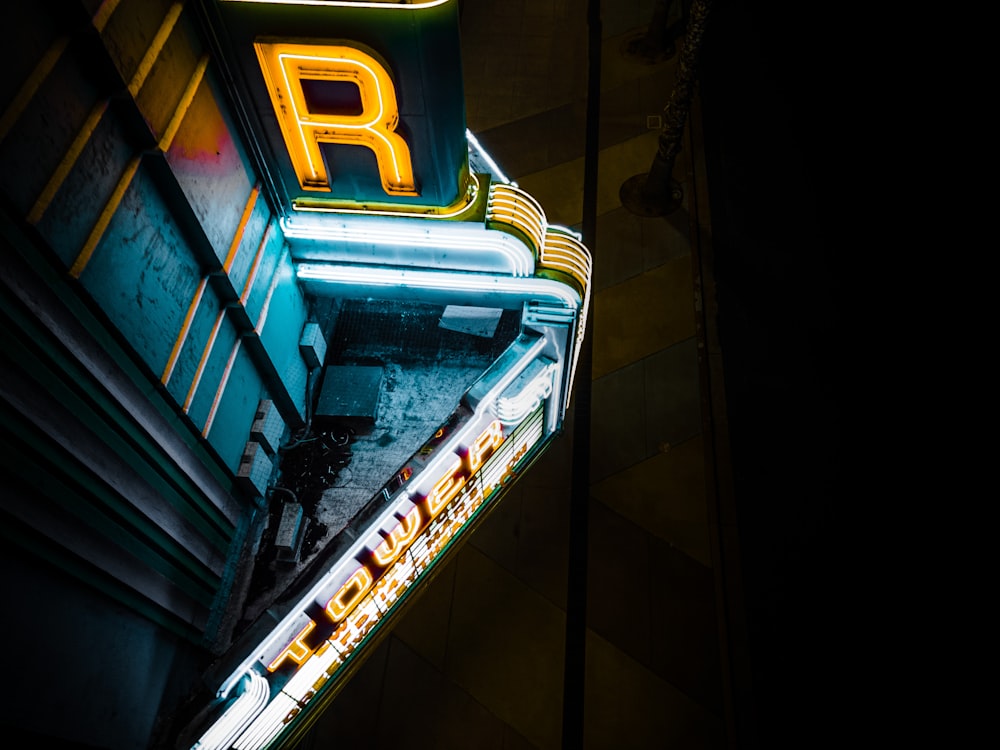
(562, 0, 600, 747)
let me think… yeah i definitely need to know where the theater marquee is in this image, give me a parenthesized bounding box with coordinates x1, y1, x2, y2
(187, 2, 590, 747)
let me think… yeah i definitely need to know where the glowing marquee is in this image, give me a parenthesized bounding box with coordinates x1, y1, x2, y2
(254, 41, 418, 196)
(192, 403, 547, 750)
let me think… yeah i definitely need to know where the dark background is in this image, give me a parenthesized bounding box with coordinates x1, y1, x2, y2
(699, 2, 849, 746)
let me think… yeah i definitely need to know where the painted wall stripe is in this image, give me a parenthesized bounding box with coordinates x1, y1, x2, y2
(203, 338, 242, 438)
(0, 37, 70, 145)
(255, 245, 286, 335)
(184, 309, 226, 414)
(165, 182, 258, 392)
(92, 0, 125, 33)
(159, 53, 210, 152)
(69, 154, 142, 278)
(240, 222, 272, 306)
(162, 278, 208, 386)
(0, 0, 122, 146)
(224, 184, 261, 273)
(27, 100, 110, 224)
(128, 2, 186, 98)
(25, 47, 206, 227)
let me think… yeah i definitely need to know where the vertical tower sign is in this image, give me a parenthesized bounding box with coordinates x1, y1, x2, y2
(212, 0, 470, 212)
(183, 2, 592, 748)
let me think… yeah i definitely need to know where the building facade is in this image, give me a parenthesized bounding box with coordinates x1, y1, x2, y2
(3, 1, 596, 747)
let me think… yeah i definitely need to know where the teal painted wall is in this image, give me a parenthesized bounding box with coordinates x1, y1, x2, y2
(1, 8, 323, 747)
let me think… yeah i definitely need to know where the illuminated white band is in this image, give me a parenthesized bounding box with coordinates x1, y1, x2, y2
(223, 0, 451, 8)
(281, 213, 535, 277)
(466, 128, 515, 186)
(295, 263, 581, 309)
(192, 671, 269, 750)
(214, 333, 549, 699)
(493, 359, 557, 426)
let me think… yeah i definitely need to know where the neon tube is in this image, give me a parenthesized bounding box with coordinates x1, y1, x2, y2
(466, 128, 515, 186)
(280, 215, 534, 277)
(192, 671, 269, 750)
(222, 0, 451, 8)
(295, 263, 581, 309)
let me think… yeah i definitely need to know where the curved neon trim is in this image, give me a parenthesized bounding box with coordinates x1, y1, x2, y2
(224, 0, 450, 8)
(466, 128, 516, 186)
(295, 263, 581, 309)
(292, 173, 480, 218)
(280, 212, 534, 277)
(192, 671, 269, 750)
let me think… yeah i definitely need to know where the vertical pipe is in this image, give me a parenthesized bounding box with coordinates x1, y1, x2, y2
(619, 0, 714, 217)
(642, 0, 713, 203)
(561, 0, 600, 747)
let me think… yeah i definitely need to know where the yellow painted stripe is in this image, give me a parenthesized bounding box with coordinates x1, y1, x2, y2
(184, 308, 226, 414)
(202, 338, 242, 437)
(128, 1, 185, 98)
(223, 184, 261, 273)
(69, 154, 142, 278)
(0, 0, 124, 147)
(162, 277, 208, 386)
(158, 53, 209, 152)
(92, 0, 125, 33)
(27, 100, 110, 224)
(240, 222, 271, 306)
(0, 36, 70, 145)
(254, 246, 285, 334)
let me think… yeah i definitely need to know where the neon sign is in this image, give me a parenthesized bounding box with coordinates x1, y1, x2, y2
(187, 2, 593, 744)
(192, 405, 545, 749)
(263, 415, 507, 669)
(254, 41, 418, 196)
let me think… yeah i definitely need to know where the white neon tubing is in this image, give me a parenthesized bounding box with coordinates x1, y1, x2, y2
(490, 183, 545, 219)
(193, 671, 269, 750)
(548, 224, 583, 241)
(204, 356, 556, 748)
(494, 366, 555, 425)
(295, 263, 581, 309)
(232, 694, 297, 750)
(466, 128, 515, 186)
(280, 216, 534, 277)
(215, 333, 549, 697)
(387, 335, 547, 502)
(223, 0, 450, 8)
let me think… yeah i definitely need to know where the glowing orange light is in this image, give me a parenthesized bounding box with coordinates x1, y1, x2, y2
(254, 40, 417, 196)
(426, 456, 465, 517)
(467, 419, 504, 472)
(325, 566, 374, 622)
(372, 506, 422, 567)
(267, 620, 316, 672)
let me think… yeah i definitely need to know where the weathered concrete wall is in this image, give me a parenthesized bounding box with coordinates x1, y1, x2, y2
(2, 0, 313, 476)
(0, 3, 318, 745)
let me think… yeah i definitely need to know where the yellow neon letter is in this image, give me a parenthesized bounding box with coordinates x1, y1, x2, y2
(325, 566, 374, 623)
(255, 40, 418, 196)
(426, 456, 465, 517)
(267, 620, 316, 672)
(372, 507, 422, 567)
(467, 419, 504, 473)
